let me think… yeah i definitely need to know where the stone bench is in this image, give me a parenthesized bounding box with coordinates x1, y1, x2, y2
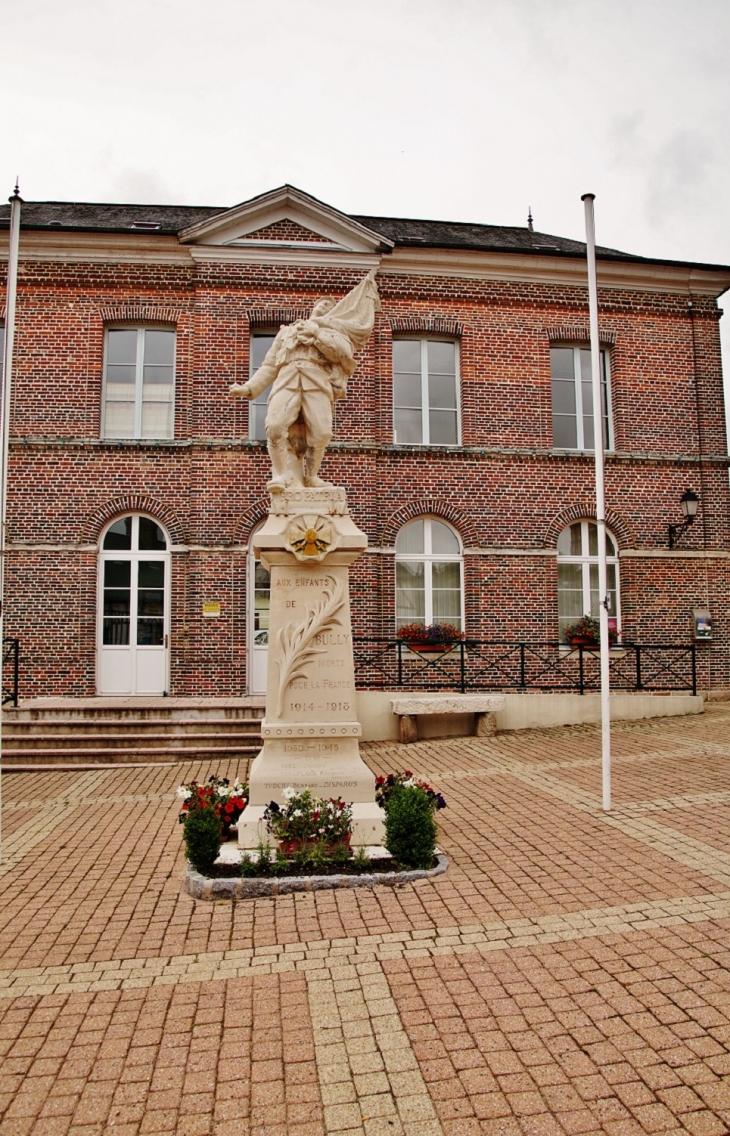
(390, 695, 506, 744)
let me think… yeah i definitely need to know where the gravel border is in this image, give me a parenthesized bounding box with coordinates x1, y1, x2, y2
(184, 854, 449, 899)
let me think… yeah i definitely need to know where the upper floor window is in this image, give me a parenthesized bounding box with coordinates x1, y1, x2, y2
(395, 517, 463, 631)
(249, 333, 275, 440)
(103, 327, 175, 440)
(557, 521, 620, 641)
(551, 346, 612, 451)
(393, 339, 460, 445)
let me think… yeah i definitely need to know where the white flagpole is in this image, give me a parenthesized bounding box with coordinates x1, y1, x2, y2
(582, 193, 611, 812)
(0, 183, 23, 862)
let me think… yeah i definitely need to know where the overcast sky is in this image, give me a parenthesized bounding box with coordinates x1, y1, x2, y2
(3, 0, 730, 404)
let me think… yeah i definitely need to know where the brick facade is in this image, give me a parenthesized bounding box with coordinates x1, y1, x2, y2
(1, 187, 729, 698)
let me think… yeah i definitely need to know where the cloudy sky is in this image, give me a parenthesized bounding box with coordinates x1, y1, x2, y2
(3, 0, 730, 386)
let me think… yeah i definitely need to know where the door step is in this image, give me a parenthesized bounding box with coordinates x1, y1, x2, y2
(2, 697, 265, 766)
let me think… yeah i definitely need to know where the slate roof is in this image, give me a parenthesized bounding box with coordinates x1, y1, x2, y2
(351, 214, 629, 260)
(0, 200, 222, 235)
(0, 198, 727, 272)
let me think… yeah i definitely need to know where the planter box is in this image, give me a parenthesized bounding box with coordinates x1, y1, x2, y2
(184, 853, 449, 899)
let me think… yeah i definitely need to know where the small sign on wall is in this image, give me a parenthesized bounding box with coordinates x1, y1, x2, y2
(202, 601, 221, 619)
(693, 608, 712, 640)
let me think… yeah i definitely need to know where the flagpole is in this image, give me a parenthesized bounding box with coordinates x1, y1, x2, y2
(0, 183, 22, 862)
(581, 192, 611, 812)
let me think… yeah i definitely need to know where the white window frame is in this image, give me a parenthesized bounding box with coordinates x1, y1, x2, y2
(551, 345, 613, 451)
(249, 331, 276, 441)
(102, 326, 176, 440)
(394, 517, 464, 631)
(557, 520, 621, 641)
(392, 338, 461, 446)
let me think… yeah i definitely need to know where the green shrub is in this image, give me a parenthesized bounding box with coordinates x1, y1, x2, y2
(239, 852, 259, 877)
(239, 842, 279, 878)
(330, 842, 351, 867)
(255, 840, 273, 871)
(384, 785, 437, 870)
(184, 806, 221, 873)
(304, 841, 329, 871)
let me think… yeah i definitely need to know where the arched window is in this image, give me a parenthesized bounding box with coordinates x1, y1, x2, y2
(395, 518, 463, 631)
(557, 521, 620, 641)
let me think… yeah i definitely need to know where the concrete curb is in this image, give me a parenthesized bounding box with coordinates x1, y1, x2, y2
(184, 854, 449, 900)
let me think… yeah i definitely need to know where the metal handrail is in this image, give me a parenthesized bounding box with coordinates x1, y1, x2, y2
(352, 639, 697, 696)
(2, 638, 18, 706)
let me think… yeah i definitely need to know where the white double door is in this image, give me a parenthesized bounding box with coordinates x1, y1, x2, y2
(98, 547, 169, 695)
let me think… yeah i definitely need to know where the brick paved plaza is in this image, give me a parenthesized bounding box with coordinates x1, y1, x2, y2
(2, 705, 730, 1135)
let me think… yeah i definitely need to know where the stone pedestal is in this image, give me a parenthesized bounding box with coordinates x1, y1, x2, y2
(238, 487, 385, 849)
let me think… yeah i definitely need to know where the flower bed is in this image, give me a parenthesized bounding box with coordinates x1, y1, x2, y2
(184, 854, 449, 900)
(181, 774, 448, 890)
(396, 622, 462, 650)
(177, 775, 248, 830)
(263, 788, 352, 853)
(563, 615, 617, 648)
(375, 770, 446, 812)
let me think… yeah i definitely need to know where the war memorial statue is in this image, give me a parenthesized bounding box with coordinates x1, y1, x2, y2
(231, 270, 380, 491)
(232, 271, 386, 848)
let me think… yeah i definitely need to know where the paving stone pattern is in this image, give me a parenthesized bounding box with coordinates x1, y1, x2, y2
(3, 707, 730, 1133)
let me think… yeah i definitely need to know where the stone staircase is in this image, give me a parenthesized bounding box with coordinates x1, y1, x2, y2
(1, 697, 265, 767)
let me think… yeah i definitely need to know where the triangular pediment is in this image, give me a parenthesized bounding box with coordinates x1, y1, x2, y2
(178, 185, 393, 252)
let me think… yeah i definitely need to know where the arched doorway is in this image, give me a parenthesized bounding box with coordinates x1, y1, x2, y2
(97, 514, 170, 695)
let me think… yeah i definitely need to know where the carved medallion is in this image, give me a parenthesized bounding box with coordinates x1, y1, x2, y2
(284, 514, 334, 561)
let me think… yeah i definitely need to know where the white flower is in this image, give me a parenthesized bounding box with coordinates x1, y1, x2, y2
(282, 787, 297, 800)
(176, 786, 192, 800)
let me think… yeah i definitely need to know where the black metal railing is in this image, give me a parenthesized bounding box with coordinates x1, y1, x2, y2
(2, 638, 19, 706)
(353, 639, 697, 696)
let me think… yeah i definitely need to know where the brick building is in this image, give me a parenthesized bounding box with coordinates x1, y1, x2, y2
(1, 183, 729, 703)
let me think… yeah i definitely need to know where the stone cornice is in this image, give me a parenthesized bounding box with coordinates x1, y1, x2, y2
(7, 542, 729, 559)
(7, 437, 729, 466)
(0, 231, 192, 265)
(2, 232, 728, 297)
(379, 247, 730, 298)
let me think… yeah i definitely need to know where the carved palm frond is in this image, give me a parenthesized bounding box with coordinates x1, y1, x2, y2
(275, 577, 347, 717)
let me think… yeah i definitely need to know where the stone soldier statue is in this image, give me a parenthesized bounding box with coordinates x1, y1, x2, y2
(231, 270, 380, 490)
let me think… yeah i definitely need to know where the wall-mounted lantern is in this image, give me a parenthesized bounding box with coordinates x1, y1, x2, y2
(668, 489, 699, 549)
